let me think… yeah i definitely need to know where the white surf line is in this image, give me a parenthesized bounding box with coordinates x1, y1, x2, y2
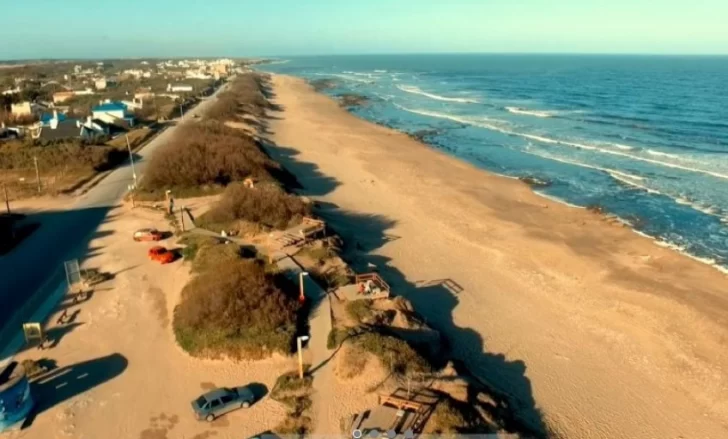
(396, 85, 480, 104)
(396, 104, 728, 181)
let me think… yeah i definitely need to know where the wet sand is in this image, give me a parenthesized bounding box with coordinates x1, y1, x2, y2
(266, 74, 728, 439)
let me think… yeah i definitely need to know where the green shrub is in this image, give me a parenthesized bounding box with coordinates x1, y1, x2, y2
(426, 399, 470, 435)
(271, 370, 313, 436)
(346, 300, 373, 323)
(173, 259, 299, 358)
(355, 332, 431, 375)
(270, 370, 313, 400)
(200, 182, 310, 230)
(141, 121, 281, 191)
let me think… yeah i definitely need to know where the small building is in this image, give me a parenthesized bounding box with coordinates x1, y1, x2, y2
(167, 83, 193, 93)
(52, 91, 76, 104)
(39, 110, 68, 127)
(34, 116, 83, 141)
(81, 116, 112, 138)
(1, 87, 20, 96)
(74, 88, 95, 96)
(11, 102, 33, 117)
(121, 98, 143, 111)
(94, 77, 108, 90)
(92, 100, 135, 127)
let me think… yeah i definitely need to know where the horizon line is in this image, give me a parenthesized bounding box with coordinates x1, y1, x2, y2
(2, 51, 728, 63)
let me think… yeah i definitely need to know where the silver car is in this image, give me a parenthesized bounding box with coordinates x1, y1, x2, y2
(191, 386, 255, 421)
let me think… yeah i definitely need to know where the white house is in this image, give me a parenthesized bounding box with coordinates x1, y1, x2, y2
(167, 83, 193, 93)
(92, 100, 135, 126)
(10, 101, 42, 117)
(186, 70, 211, 80)
(2, 87, 20, 96)
(121, 98, 143, 111)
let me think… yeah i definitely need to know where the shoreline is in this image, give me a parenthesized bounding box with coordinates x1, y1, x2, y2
(265, 67, 728, 276)
(302, 75, 728, 277)
(266, 73, 728, 439)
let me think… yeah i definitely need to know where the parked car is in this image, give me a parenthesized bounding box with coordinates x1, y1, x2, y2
(148, 246, 175, 264)
(133, 228, 163, 242)
(191, 386, 256, 422)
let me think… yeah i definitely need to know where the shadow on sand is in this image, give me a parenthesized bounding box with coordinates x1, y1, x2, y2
(0, 205, 119, 356)
(329, 207, 548, 437)
(258, 130, 548, 436)
(22, 353, 128, 428)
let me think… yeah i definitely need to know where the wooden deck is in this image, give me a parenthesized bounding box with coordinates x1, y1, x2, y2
(344, 388, 439, 437)
(336, 272, 391, 301)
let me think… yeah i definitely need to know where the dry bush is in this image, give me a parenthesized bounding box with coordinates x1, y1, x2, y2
(355, 331, 432, 375)
(200, 182, 310, 230)
(190, 240, 242, 273)
(335, 342, 371, 379)
(346, 299, 374, 323)
(206, 74, 272, 122)
(271, 370, 313, 436)
(423, 398, 471, 436)
(142, 121, 280, 191)
(173, 259, 299, 358)
(0, 140, 126, 172)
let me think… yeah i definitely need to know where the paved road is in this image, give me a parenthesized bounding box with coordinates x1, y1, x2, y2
(0, 84, 229, 348)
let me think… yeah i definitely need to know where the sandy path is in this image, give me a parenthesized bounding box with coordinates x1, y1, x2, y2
(266, 74, 728, 439)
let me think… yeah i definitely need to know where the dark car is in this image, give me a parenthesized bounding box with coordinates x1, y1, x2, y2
(191, 386, 255, 421)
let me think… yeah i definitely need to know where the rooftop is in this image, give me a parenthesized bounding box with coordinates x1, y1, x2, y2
(93, 101, 127, 112)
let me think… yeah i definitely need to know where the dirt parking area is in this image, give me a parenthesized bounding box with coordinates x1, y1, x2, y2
(7, 201, 293, 439)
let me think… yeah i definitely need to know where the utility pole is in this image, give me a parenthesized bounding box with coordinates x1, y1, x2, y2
(3, 183, 10, 214)
(179, 102, 183, 119)
(180, 206, 185, 232)
(126, 134, 137, 187)
(33, 156, 41, 194)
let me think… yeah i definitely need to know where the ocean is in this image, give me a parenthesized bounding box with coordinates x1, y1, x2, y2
(262, 54, 728, 272)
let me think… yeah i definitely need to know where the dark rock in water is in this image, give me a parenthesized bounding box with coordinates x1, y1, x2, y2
(336, 93, 369, 107)
(408, 129, 440, 142)
(309, 78, 338, 91)
(586, 204, 606, 215)
(518, 176, 552, 188)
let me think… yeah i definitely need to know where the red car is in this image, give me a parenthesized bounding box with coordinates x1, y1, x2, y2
(148, 246, 176, 264)
(133, 228, 163, 242)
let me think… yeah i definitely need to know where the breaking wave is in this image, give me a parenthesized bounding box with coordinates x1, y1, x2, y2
(505, 106, 558, 118)
(396, 85, 480, 104)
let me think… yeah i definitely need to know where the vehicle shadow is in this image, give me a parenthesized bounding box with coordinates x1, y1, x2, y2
(247, 382, 269, 405)
(22, 353, 128, 428)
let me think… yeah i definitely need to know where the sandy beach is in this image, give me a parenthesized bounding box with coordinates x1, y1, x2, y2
(266, 74, 728, 439)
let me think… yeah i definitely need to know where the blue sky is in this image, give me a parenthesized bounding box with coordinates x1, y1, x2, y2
(1, 0, 726, 59)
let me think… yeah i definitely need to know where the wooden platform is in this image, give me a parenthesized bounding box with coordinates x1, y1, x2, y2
(336, 272, 391, 301)
(344, 388, 439, 437)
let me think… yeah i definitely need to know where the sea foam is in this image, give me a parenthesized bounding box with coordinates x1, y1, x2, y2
(397, 85, 480, 104)
(397, 106, 728, 181)
(505, 106, 557, 118)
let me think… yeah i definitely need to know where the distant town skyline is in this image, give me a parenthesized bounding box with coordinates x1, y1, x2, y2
(1, 0, 727, 59)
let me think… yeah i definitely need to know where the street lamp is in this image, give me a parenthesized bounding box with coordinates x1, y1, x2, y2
(125, 134, 137, 187)
(298, 271, 309, 304)
(297, 335, 309, 379)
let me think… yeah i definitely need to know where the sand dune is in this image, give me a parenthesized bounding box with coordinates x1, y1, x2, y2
(266, 74, 728, 439)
